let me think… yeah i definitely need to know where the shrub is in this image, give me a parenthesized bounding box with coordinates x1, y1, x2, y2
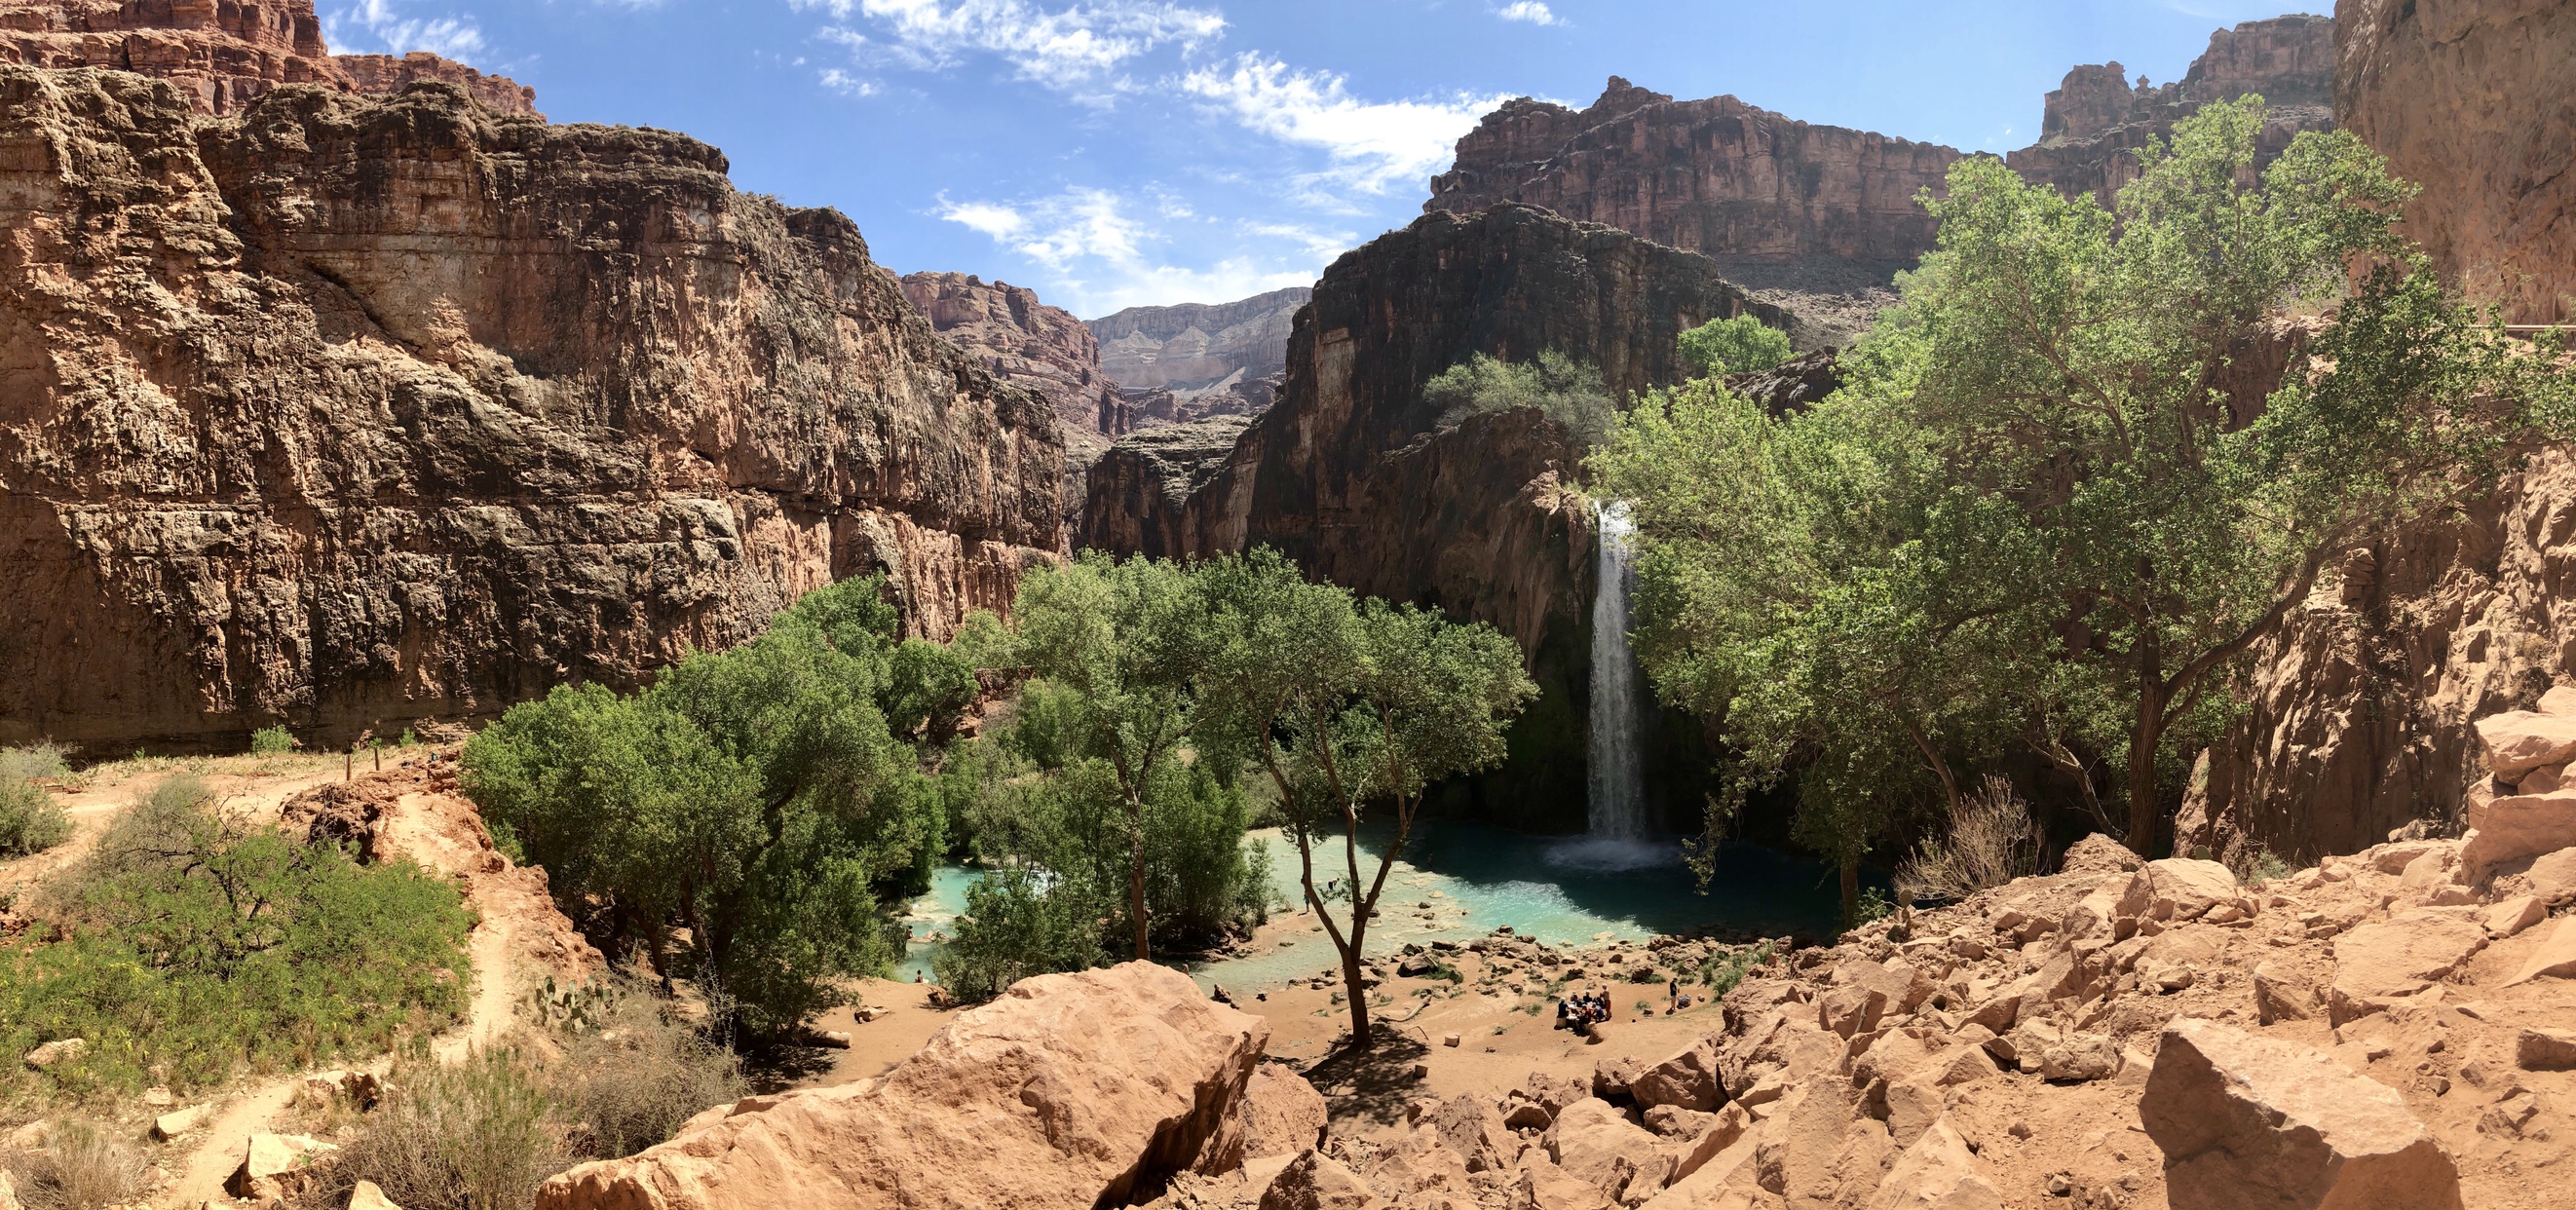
(560, 988, 745, 1159)
(1, 1120, 150, 1210)
(2, 780, 472, 1095)
(0, 743, 69, 783)
(249, 726, 298, 756)
(1677, 314, 1792, 378)
(0, 776, 70, 858)
(1424, 351, 1617, 447)
(934, 866, 1108, 1003)
(310, 1046, 573, 1210)
(1894, 776, 2042, 905)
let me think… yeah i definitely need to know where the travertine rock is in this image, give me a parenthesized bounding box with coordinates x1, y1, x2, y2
(535, 964, 1266, 1210)
(0, 68, 1062, 750)
(2141, 1019, 2462, 1210)
(0, 0, 538, 116)
(2336, 0, 2576, 322)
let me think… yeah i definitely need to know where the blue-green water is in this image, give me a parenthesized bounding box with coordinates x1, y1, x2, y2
(890, 822, 1844, 991)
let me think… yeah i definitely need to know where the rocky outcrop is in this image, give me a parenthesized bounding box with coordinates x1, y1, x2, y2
(900, 271, 1118, 521)
(2335, 0, 2575, 323)
(0, 0, 539, 117)
(1089, 286, 1308, 402)
(535, 963, 1269, 1210)
(1425, 77, 1957, 344)
(1080, 203, 1793, 828)
(0, 68, 1063, 751)
(2006, 16, 2335, 206)
(2142, 1019, 2464, 1209)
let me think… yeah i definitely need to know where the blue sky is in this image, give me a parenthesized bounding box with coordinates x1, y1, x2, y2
(319, 1, 2309, 318)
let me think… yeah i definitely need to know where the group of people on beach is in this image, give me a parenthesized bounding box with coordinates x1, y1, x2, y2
(1555, 989, 1612, 1031)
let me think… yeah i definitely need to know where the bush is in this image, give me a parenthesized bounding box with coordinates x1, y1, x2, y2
(0, 775, 70, 858)
(1677, 314, 1793, 378)
(561, 992, 744, 1160)
(309, 1046, 573, 1210)
(249, 726, 298, 756)
(1893, 776, 2041, 905)
(934, 866, 1108, 1003)
(0, 743, 69, 783)
(1, 1120, 150, 1210)
(1424, 351, 1617, 447)
(1, 779, 472, 1095)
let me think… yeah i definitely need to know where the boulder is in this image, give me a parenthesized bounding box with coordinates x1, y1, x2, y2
(2507, 916, 2576, 985)
(1667, 1102, 1753, 1183)
(1513, 1158, 1613, 1210)
(1431, 1095, 1515, 1172)
(1545, 1097, 1670, 1202)
(1629, 1039, 1722, 1112)
(2116, 859, 2244, 925)
(2462, 790, 2576, 878)
(1362, 1126, 1475, 1207)
(2060, 833, 2143, 876)
(1243, 1066, 1330, 1159)
(2483, 895, 2547, 938)
(19, 1039, 84, 1071)
(1642, 1105, 1715, 1138)
(1592, 1054, 1647, 1101)
(2515, 1028, 2576, 1072)
(2253, 960, 2319, 1025)
(2037, 1034, 2121, 1083)
(150, 1103, 211, 1141)
(535, 963, 1267, 1210)
(2140, 1019, 2463, 1210)
(2475, 709, 2576, 778)
(1866, 1118, 2003, 1210)
(226, 1134, 340, 1204)
(2326, 911, 2486, 1024)
(1260, 1150, 1381, 1210)
(1640, 1126, 1760, 1210)
(2527, 847, 2576, 902)
(350, 1181, 404, 1210)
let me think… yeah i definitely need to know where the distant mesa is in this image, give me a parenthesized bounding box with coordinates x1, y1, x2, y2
(1085, 286, 1311, 402)
(0, 0, 541, 117)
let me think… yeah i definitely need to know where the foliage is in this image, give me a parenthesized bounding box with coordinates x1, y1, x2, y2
(461, 574, 942, 1039)
(0, 743, 69, 783)
(249, 725, 298, 756)
(1695, 941, 1777, 998)
(558, 985, 746, 1160)
(1424, 351, 1618, 448)
(1893, 775, 2040, 905)
(885, 639, 979, 743)
(0, 774, 70, 859)
(0, 1120, 149, 1210)
(1196, 548, 1536, 1043)
(1852, 887, 1894, 927)
(932, 866, 1111, 1003)
(1, 777, 473, 1096)
(1678, 314, 1793, 378)
(311, 1045, 574, 1210)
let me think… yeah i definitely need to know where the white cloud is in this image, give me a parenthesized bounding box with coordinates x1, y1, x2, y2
(323, 1, 486, 60)
(818, 68, 882, 96)
(1178, 55, 1507, 201)
(935, 187, 1332, 315)
(795, 0, 1224, 98)
(1496, 2, 1562, 25)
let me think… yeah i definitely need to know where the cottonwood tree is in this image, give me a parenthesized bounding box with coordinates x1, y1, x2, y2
(1007, 552, 1214, 961)
(1199, 551, 1534, 1045)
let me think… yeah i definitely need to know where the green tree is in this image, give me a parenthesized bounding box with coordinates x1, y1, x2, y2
(1425, 351, 1617, 447)
(1007, 552, 1215, 961)
(1678, 314, 1794, 378)
(1198, 550, 1535, 1045)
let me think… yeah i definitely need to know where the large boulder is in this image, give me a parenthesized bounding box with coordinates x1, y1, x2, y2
(2326, 911, 2487, 1023)
(2140, 1019, 2463, 1210)
(2116, 859, 2246, 926)
(1545, 1097, 1670, 1203)
(1260, 1150, 1381, 1210)
(535, 964, 1268, 1210)
(2475, 710, 2576, 778)
(2462, 789, 2576, 878)
(1431, 1095, 1516, 1173)
(1242, 1066, 1330, 1159)
(1629, 1038, 1722, 1112)
(1866, 1118, 2003, 1210)
(2507, 915, 2576, 985)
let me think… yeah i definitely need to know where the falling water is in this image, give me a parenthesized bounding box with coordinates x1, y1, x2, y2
(1565, 500, 1661, 869)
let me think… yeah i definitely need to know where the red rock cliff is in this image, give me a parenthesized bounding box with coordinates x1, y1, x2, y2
(0, 68, 1062, 751)
(0, 0, 539, 117)
(900, 271, 1117, 527)
(2335, 0, 2574, 323)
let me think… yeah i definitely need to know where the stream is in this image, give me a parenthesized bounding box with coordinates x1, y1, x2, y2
(891, 822, 1843, 992)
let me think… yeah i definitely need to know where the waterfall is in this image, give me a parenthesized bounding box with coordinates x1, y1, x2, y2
(1587, 501, 1647, 840)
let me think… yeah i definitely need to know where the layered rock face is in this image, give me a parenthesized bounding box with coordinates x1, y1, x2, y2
(537, 963, 1277, 1210)
(1089, 285, 1308, 401)
(2007, 16, 2335, 205)
(1424, 77, 1957, 344)
(900, 271, 1118, 521)
(0, 69, 1062, 751)
(2336, 0, 2575, 323)
(0, 0, 539, 117)
(1080, 204, 1792, 827)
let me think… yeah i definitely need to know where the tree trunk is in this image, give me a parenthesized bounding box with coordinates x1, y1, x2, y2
(2125, 685, 2167, 857)
(1343, 926, 1372, 1046)
(1127, 802, 1150, 961)
(1838, 855, 1861, 927)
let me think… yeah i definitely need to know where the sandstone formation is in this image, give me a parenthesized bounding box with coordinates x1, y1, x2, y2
(900, 270, 1119, 520)
(2335, 0, 2575, 323)
(1080, 204, 1794, 827)
(0, 69, 1063, 751)
(1090, 286, 1309, 404)
(535, 963, 1271, 1210)
(2007, 16, 2335, 206)
(1425, 77, 1955, 344)
(2142, 1019, 2463, 1209)
(0, 0, 539, 117)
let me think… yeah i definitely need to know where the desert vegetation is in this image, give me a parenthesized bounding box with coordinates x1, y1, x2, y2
(1426, 349, 1618, 447)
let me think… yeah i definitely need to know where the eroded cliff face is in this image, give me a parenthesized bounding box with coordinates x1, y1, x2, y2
(1080, 204, 1794, 827)
(1424, 77, 1956, 345)
(0, 69, 1062, 751)
(0, 0, 539, 117)
(2007, 16, 2335, 206)
(1087, 286, 1307, 410)
(899, 271, 1115, 525)
(2336, 0, 2575, 323)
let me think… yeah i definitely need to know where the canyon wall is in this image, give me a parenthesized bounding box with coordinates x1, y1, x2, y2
(900, 271, 1116, 524)
(0, 0, 539, 117)
(2334, 0, 2574, 323)
(2183, 1, 2576, 860)
(1087, 286, 1307, 412)
(0, 68, 1062, 752)
(1080, 204, 1795, 828)
(2007, 15, 2335, 206)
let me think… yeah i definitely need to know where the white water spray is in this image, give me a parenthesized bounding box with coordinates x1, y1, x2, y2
(1553, 500, 1666, 871)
